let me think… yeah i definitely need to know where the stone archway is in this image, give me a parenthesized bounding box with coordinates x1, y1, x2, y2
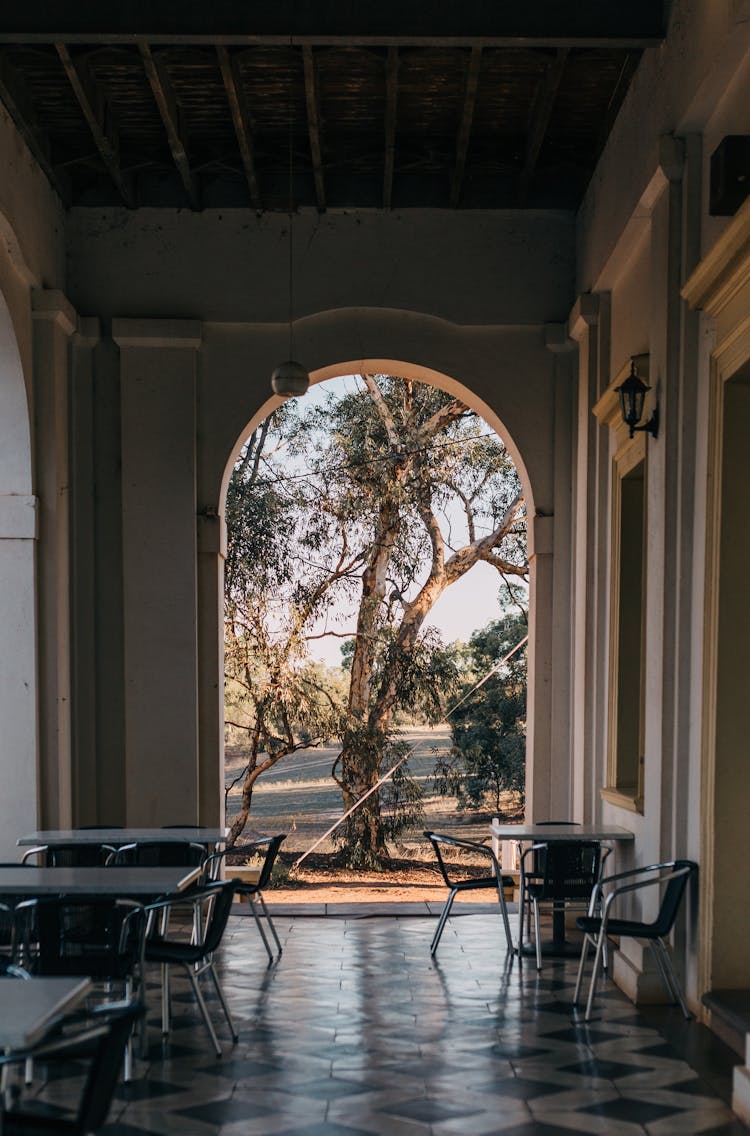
(0, 287, 37, 857)
(214, 355, 557, 834)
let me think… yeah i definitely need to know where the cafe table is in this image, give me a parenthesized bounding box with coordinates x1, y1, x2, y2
(0, 865, 202, 899)
(0, 976, 91, 1052)
(488, 822, 634, 955)
(17, 827, 227, 849)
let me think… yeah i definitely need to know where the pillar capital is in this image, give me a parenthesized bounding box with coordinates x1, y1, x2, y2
(31, 289, 77, 336)
(112, 318, 202, 350)
(659, 134, 685, 184)
(568, 293, 600, 342)
(544, 323, 575, 354)
(528, 513, 554, 559)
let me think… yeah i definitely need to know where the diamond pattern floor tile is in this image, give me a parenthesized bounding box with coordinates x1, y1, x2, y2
(7, 911, 747, 1135)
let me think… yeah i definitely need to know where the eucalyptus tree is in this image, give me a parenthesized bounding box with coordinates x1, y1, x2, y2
(224, 375, 528, 864)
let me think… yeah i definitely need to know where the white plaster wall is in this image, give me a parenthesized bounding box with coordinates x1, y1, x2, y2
(0, 106, 66, 855)
(197, 313, 558, 514)
(577, 0, 750, 294)
(66, 208, 575, 326)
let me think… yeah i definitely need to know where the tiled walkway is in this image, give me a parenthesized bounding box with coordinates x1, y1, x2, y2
(13, 908, 749, 1135)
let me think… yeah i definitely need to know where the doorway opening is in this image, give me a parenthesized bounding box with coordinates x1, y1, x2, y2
(221, 367, 531, 900)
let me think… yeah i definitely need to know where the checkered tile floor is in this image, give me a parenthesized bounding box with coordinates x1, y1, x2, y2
(8, 909, 748, 1134)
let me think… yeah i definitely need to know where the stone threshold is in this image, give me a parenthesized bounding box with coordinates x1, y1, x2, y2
(232, 901, 519, 918)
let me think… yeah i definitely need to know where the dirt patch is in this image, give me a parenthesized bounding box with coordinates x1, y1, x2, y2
(226, 849, 509, 905)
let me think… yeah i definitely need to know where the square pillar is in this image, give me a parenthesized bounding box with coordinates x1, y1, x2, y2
(113, 318, 202, 824)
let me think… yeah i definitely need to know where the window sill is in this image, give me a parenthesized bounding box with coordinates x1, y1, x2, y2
(600, 786, 643, 814)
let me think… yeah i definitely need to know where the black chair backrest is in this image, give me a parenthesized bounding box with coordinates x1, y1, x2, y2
(22, 896, 145, 981)
(194, 881, 237, 956)
(212, 834, 286, 888)
(112, 840, 206, 869)
(423, 831, 492, 889)
(532, 841, 602, 900)
(424, 831, 458, 889)
(650, 860, 698, 936)
(37, 843, 113, 867)
(256, 835, 286, 889)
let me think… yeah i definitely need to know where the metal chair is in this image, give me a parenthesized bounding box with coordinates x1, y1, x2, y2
(574, 859, 698, 1021)
(144, 880, 238, 1058)
(14, 896, 147, 1079)
(0, 1000, 145, 1135)
(20, 843, 118, 867)
(423, 831, 514, 956)
(519, 839, 607, 969)
(204, 834, 286, 961)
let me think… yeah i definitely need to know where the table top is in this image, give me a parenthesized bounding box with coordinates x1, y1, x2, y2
(0, 865, 202, 896)
(17, 827, 227, 847)
(489, 822, 634, 841)
(0, 976, 91, 1050)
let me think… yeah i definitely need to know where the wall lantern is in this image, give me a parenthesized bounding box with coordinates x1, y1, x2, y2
(615, 359, 659, 439)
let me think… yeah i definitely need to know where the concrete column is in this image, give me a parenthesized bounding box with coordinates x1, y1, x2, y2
(113, 318, 202, 824)
(525, 512, 555, 820)
(32, 288, 77, 828)
(0, 494, 38, 856)
(542, 323, 576, 818)
(568, 293, 602, 821)
(69, 318, 101, 822)
(197, 510, 226, 824)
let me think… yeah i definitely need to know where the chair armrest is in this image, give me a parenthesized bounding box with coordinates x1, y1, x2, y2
(598, 862, 694, 924)
(20, 845, 47, 864)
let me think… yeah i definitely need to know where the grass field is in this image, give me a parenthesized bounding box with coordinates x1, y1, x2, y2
(224, 724, 500, 858)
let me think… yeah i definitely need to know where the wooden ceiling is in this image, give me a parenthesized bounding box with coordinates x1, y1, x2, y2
(0, 2, 667, 212)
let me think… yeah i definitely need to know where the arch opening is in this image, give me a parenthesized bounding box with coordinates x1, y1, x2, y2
(218, 362, 538, 879)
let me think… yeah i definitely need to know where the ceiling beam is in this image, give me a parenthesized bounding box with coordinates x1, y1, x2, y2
(450, 45, 482, 208)
(0, 49, 69, 203)
(217, 46, 261, 210)
(139, 42, 199, 210)
(383, 46, 398, 209)
(55, 43, 134, 207)
(0, 2, 667, 48)
(516, 47, 569, 206)
(302, 45, 325, 212)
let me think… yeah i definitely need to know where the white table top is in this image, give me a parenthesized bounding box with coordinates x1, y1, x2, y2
(489, 823, 634, 841)
(0, 977, 91, 1050)
(0, 865, 202, 896)
(17, 827, 227, 847)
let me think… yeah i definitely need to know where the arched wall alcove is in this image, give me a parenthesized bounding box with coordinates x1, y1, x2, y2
(196, 308, 574, 826)
(0, 281, 38, 858)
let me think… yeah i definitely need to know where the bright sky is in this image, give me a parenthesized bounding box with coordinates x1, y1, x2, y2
(297, 374, 522, 668)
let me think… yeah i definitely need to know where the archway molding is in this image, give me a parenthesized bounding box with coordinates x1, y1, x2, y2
(0, 278, 38, 857)
(213, 351, 558, 827)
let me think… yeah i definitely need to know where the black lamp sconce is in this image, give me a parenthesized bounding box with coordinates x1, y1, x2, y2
(615, 358, 659, 440)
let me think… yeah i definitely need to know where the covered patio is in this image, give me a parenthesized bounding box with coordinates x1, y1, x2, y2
(2, 0, 750, 1127)
(12, 908, 745, 1135)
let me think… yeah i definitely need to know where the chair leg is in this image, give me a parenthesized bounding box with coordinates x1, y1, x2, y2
(574, 933, 592, 1005)
(494, 876, 513, 954)
(248, 895, 274, 962)
(531, 899, 542, 970)
(650, 939, 691, 1019)
(183, 963, 222, 1058)
(431, 889, 457, 955)
(257, 892, 282, 955)
(584, 930, 608, 1021)
(207, 961, 239, 1042)
(161, 962, 171, 1035)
